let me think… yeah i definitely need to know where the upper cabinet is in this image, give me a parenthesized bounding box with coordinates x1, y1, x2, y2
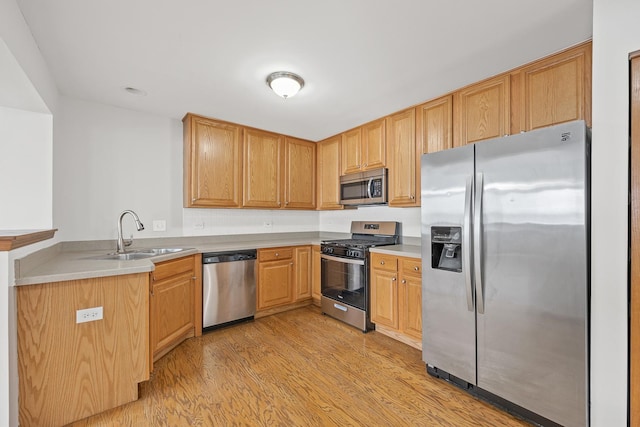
(511, 41, 592, 132)
(183, 114, 243, 208)
(416, 95, 453, 155)
(184, 41, 591, 211)
(341, 118, 386, 175)
(362, 118, 386, 170)
(317, 135, 343, 210)
(284, 137, 316, 209)
(386, 108, 418, 207)
(243, 128, 283, 208)
(453, 74, 511, 147)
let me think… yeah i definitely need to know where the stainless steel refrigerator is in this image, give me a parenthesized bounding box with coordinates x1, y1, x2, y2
(420, 120, 589, 427)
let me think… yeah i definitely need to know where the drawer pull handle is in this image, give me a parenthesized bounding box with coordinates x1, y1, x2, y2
(380, 260, 385, 265)
(275, 253, 279, 257)
(414, 266, 420, 271)
(401, 279, 406, 284)
(392, 277, 397, 281)
(334, 303, 348, 312)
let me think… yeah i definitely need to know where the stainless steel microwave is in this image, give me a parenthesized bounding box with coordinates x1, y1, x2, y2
(339, 168, 388, 206)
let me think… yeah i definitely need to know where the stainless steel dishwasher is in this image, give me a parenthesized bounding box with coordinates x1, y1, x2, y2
(202, 249, 257, 330)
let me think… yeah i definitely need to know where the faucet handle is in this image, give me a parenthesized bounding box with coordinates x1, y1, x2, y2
(124, 234, 133, 247)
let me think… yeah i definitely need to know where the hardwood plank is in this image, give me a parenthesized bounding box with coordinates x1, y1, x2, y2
(69, 307, 530, 426)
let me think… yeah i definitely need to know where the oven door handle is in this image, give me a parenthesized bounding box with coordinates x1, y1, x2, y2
(321, 254, 365, 266)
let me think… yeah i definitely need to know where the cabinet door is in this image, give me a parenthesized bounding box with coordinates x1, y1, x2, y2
(401, 273, 422, 340)
(311, 245, 322, 302)
(341, 128, 362, 175)
(284, 137, 316, 209)
(151, 271, 195, 359)
(258, 259, 293, 309)
(386, 108, 418, 206)
(454, 74, 510, 147)
(183, 114, 242, 208)
(294, 246, 312, 300)
(417, 95, 453, 155)
(370, 268, 399, 329)
(515, 42, 591, 131)
(317, 136, 343, 210)
(243, 128, 282, 208)
(362, 118, 386, 170)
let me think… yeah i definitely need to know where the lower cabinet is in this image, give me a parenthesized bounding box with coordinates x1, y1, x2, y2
(17, 273, 150, 427)
(370, 252, 422, 350)
(257, 245, 313, 316)
(311, 244, 322, 305)
(150, 255, 200, 366)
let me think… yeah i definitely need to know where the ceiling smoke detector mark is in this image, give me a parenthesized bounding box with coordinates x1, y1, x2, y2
(124, 86, 147, 96)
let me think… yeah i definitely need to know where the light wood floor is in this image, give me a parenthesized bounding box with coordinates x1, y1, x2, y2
(69, 306, 530, 426)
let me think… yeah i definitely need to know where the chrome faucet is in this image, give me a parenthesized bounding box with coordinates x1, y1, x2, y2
(116, 210, 144, 253)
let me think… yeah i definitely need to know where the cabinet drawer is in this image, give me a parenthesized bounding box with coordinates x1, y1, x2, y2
(259, 247, 293, 262)
(371, 253, 397, 272)
(152, 256, 195, 282)
(400, 257, 422, 276)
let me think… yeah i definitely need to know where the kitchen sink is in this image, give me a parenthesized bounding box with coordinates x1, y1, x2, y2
(86, 248, 190, 261)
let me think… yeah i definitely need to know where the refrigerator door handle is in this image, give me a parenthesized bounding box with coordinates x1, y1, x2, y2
(463, 175, 474, 311)
(474, 172, 485, 314)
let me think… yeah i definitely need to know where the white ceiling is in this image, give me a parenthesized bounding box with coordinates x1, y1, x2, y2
(16, 0, 593, 141)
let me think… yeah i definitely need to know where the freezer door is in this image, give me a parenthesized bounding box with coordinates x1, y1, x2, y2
(475, 121, 588, 427)
(421, 144, 476, 385)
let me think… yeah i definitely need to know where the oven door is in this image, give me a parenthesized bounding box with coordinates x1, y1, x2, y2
(320, 253, 366, 310)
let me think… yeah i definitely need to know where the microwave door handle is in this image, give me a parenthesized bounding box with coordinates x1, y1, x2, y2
(367, 178, 374, 199)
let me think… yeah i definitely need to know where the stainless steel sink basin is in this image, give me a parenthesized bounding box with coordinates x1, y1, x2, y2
(86, 248, 190, 261)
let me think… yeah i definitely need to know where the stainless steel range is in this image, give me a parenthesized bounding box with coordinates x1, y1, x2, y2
(320, 221, 399, 332)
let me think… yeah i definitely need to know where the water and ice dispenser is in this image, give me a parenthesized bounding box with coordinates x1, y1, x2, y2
(431, 226, 462, 272)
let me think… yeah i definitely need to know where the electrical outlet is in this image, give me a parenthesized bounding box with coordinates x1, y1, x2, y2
(194, 222, 205, 229)
(152, 220, 166, 232)
(76, 306, 103, 324)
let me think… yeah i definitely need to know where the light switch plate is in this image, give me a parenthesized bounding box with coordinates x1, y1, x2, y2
(152, 220, 166, 232)
(76, 306, 103, 324)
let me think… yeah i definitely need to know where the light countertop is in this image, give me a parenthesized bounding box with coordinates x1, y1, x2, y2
(370, 244, 421, 258)
(15, 232, 346, 286)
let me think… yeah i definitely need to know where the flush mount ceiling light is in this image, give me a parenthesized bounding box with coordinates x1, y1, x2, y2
(266, 71, 304, 99)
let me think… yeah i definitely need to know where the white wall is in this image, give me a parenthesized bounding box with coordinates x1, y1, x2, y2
(591, 0, 639, 425)
(0, 106, 52, 228)
(54, 96, 184, 242)
(320, 206, 421, 238)
(0, 1, 59, 424)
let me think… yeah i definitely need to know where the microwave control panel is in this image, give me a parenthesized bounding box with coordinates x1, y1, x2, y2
(371, 178, 383, 197)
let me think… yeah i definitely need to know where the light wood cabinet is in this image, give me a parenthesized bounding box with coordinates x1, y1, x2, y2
(399, 257, 423, 341)
(17, 273, 150, 427)
(341, 118, 386, 175)
(243, 128, 283, 208)
(370, 254, 399, 329)
(312, 244, 322, 304)
(386, 108, 419, 206)
(284, 137, 316, 209)
(257, 246, 315, 315)
(183, 113, 243, 208)
(294, 246, 312, 300)
(511, 41, 592, 132)
(341, 128, 362, 175)
(370, 252, 422, 349)
(362, 118, 386, 170)
(150, 255, 198, 364)
(257, 247, 294, 310)
(454, 74, 510, 147)
(417, 95, 453, 155)
(317, 135, 343, 210)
